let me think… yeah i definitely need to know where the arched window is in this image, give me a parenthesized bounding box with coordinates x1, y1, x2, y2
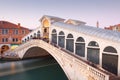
(102, 46, 118, 75)
(22, 40, 24, 43)
(103, 46, 117, 53)
(58, 31, 65, 48)
(34, 33, 36, 38)
(75, 37, 85, 57)
(76, 37, 85, 42)
(52, 29, 56, 33)
(67, 34, 73, 38)
(66, 34, 74, 52)
(30, 35, 33, 39)
(87, 41, 100, 64)
(51, 29, 57, 44)
(88, 41, 99, 47)
(59, 31, 64, 35)
(25, 39, 27, 42)
(27, 37, 30, 40)
(37, 31, 40, 39)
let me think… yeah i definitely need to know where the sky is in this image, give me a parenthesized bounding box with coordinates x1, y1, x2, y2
(0, 0, 120, 29)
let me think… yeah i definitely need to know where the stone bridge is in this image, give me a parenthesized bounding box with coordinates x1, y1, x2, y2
(9, 15, 120, 80)
(10, 39, 118, 80)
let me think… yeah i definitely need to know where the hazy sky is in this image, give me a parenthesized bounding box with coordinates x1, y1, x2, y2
(0, 0, 120, 29)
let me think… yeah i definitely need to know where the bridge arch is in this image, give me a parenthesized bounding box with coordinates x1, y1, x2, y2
(87, 41, 100, 64)
(51, 29, 57, 44)
(102, 46, 118, 75)
(58, 31, 65, 48)
(20, 41, 69, 79)
(75, 37, 85, 57)
(66, 33, 74, 52)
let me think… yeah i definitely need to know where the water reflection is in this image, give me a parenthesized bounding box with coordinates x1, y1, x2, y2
(11, 62, 15, 74)
(0, 57, 68, 80)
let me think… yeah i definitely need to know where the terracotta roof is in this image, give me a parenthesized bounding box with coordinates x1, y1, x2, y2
(105, 24, 120, 30)
(0, 21, 29, 30)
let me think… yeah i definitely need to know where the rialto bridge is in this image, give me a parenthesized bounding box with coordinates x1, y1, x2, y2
(8, 15, 120, 80)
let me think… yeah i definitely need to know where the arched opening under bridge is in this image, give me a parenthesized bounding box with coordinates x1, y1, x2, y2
(1, 45, 10, 54)
(23, 46, 68, 79)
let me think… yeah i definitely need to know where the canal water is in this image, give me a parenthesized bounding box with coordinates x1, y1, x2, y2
(0, 57, 68, 80)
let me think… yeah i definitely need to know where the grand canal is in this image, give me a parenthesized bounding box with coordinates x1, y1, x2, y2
(0, 57, 68, 80)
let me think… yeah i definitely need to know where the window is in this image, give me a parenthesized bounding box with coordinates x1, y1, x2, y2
(22, 30, 26, 34)
(87, 41, 100, 64)
(67, 34, 73, 38)
(16, 38, 18, 42)
(58, 31, 65, 48)
(59, 31, 64, 35)
(6, 38, 8, 42)
(12, 38, 15, 42)
(52, 29, 56, 33)
(13, 29, 18, 34)
(75, 37, 85, 57)
(51, 29, 57, 44)
(12, 38, 18, 42)
(66, 34, 74, 52)
(2, 38, 4, 42)
(2, 38, 8, 42)
(2, 29, 9, 34)
(88, 41, 99, 47)
(102, 46, 118, 75)
(103, 46, 117, 53)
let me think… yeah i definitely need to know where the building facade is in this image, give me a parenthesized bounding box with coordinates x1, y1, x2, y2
(0, 21, 30, 54)
(105, 24, 120, 32)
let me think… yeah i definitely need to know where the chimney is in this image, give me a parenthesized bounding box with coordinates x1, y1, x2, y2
(96, 21, 99, 28)
(18, 23, 21, 28)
